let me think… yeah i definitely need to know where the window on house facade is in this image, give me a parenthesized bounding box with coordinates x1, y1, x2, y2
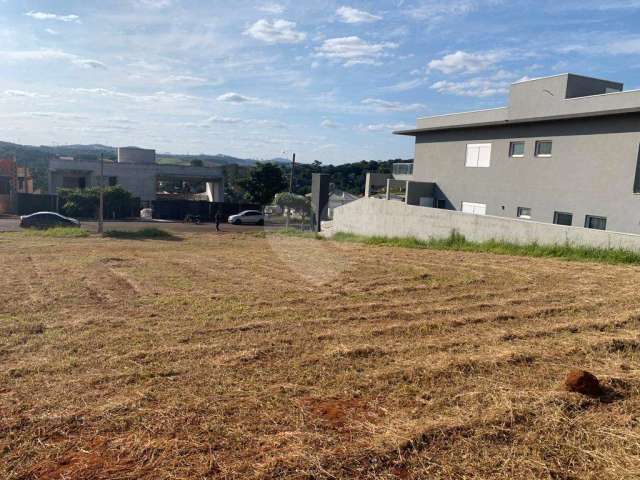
(462, 202, 487, 215)
(585, 215, 607, 230)
(465, 143, 492, 168)
(509, 141, 525, 157)
(517, 207, 531, 219)
(554, 212, 573, 226)
(0, 178, 9, 194)
(535, 140, 553, 157)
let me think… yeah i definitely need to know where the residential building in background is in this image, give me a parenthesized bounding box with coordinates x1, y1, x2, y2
(0, 157, 35, 214)
(391, 73, 640, 234)
(47, 147, 225, 204)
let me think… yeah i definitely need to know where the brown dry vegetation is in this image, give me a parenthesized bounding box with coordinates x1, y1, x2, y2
(1, 230, 640, 479)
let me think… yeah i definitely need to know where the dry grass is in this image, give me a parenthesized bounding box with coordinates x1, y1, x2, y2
(1, 230, 640, 479)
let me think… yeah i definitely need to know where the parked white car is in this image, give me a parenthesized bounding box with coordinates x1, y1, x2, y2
(228, 210, 264, 225)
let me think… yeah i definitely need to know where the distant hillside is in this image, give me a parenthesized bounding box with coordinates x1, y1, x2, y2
(0, 141, 288, 167)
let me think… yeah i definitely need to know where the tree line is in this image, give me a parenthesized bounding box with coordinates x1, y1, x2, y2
(227, 158, 409, 205)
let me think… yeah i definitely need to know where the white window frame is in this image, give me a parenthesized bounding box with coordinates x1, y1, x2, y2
(517, 207, 531, 219)
(462, 202, 487, 215)
(535, 140, 553, 157)
(509, 141, 525, 158)
(465, 143, 492, 168)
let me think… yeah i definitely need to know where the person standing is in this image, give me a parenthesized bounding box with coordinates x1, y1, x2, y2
(215, 210, 221, 232)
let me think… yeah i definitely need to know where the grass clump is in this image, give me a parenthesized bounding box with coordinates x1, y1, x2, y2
(331, 231, 640, 265)
(277, 228, 324, 240)
(103, 228, 178, 240)
(23, 227, 89, 238)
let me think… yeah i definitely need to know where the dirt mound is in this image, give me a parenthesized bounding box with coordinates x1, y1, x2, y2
(565, 369, 602, 397)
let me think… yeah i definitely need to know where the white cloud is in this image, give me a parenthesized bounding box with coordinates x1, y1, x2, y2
(44, 28, 59, 35)
(216, 92, 286, 108)
(73, 59, 107, 69)
(316, 144, 338, 150)
(383, 78, 426, 92)
(205, 115, 244, 124)
(7, 111, 88, 120)
(431, 77, 510, 97)
(136, 0, 174, 8)
(160, 75, 209, 84)
(607, 38, 640, 54)
(244, 19, 306, 44)
(72, 88, 197, 103)
(217, 92, 255, 103)
(361, 98, 426, 112)
(72, 88, 145, 101)
(358, 123, 412, 132)
(428, 50, 506, 75)
(1, 49, 106, 69)
(316, 36, 398, 66)
(200, 116, 285, 128)
(2, 90, 50, 99)
(258, 2, 285, 14)
(154, 91, 199, 101)
(2, 49, 74, 62)
(336, 6, 382, 23)
(25, 11, 80, 23)
(407, 0, 505, 21)
(321, 119, 339, 128)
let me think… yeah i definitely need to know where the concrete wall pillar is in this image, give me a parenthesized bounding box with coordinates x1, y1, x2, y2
(205, 181, 224, 202)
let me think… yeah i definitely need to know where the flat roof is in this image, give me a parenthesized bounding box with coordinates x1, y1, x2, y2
(395, 72, 638, 136)
(395, 88, 640, 136)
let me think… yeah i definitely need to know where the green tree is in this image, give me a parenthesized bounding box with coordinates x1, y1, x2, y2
(59, 185, 136, 219)
(274, 192, 311, 218)
(239, 162, 287, 205)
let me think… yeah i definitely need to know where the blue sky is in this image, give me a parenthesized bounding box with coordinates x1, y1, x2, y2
(1, 0, 640, 164)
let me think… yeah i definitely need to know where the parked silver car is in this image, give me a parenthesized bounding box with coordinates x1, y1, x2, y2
(19, 212, 81, 229)
(228, 210, 264, 225)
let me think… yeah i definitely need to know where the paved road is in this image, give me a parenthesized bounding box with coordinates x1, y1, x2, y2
(0, 217, 280, 234)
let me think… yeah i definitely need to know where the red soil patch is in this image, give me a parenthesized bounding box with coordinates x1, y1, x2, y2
(28, 437, 141, 480)
(304, 398, 380, 429)
(565, 369, 602, 397)
(391, 465, 411, 478)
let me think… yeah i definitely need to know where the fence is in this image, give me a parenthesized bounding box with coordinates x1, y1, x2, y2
(13, 193, 140, 219)
(14, 193, 58, 215)
(330, 197, 640, 252)
(151, 200, 261, 222)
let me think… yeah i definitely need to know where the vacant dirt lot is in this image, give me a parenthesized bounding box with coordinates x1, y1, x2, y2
(1, 231, 640, 479)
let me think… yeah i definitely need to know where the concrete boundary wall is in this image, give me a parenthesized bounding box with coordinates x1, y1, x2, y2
(331, 198, 640, 252)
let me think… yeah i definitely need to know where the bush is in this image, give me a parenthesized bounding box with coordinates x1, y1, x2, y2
(59, 186, 138, 219)
(104, 228, 177, 240)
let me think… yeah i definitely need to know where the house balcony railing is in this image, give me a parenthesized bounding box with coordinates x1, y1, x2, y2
(392, 162, 413, 178)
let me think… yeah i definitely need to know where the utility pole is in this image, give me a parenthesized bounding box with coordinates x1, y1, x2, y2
(289, 153, 296, 193)
(98, 153, 104, 235)
(284, 152, 296, 231)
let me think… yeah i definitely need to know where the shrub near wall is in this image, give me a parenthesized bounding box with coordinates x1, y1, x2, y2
(59, 186, 138, 219)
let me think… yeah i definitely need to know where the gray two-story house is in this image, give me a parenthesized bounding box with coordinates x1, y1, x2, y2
(394, 73, 640, 234)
